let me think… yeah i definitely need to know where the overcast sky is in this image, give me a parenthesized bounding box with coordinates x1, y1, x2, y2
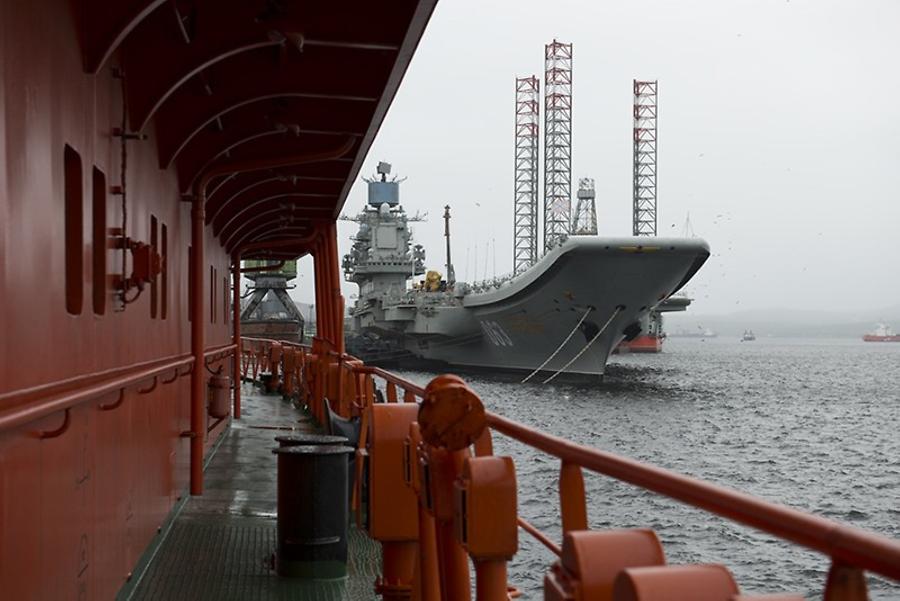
(288, 0, 900, 316)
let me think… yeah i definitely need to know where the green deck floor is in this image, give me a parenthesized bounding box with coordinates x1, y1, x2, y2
(125, 384, 381, 601)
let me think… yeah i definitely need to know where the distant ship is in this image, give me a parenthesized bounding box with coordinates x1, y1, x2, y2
(669, 326, 717, 339)
(343, 165, 710, 379)
(741, 329, 756, 341)
(863, 323, 900, 342)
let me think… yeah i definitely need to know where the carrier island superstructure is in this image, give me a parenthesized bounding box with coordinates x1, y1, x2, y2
(343, 165, 709, 379)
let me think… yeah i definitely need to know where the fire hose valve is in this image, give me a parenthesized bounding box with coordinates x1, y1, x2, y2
(117, 238, 163, 300)
(129, 241, 162, 289)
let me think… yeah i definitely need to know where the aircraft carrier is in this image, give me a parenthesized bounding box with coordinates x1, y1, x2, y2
(344, 165, 710, 380)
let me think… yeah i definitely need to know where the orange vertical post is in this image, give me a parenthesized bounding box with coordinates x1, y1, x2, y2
(232, 258, 242, 419)
(315, 236, 328, 344)
(560, 462, 588, 533)
(408, 423, 440, 601)
(320, 232, 334, 346)
(474, 562, 508, 601)
(325, 222, 345, 353)
(313, 235, 327, 343)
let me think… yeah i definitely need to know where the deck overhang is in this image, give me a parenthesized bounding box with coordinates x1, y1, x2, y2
(75, 0, 436, 259)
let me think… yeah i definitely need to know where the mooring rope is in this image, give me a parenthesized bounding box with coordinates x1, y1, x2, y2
(521, 307, 594, 383)
(542, 306, 624, 384)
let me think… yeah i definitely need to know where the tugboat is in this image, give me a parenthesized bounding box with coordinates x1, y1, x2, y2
(741, 329, 757, 341)
(343, 163, 710, 379)
(863, 323, 900, 342)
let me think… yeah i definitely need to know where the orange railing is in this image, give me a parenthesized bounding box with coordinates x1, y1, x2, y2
(241, 337, 900, 600)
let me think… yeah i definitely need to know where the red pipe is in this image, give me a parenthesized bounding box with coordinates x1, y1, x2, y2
(486, 411, 900, 583)
(232, 260, 242, 419)
(190, 190, 206, 495)
(0, 352, 190, 406)
(0, 356, 190, 433)
(517, 516, 561, 556)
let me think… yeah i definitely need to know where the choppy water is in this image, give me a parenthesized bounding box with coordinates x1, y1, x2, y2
(397, 337, 900, 599)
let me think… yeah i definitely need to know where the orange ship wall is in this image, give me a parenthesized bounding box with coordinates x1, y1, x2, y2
(0, 1, 232, 599)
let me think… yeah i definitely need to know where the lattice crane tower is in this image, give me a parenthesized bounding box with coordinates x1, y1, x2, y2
(633, 79, 658, 236)
(513, 75, 540, 273)
(543, 40, 573, 250)
(573, 177, 597, 235)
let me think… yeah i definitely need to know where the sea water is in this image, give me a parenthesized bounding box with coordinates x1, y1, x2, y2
(397, 337, 900, 599)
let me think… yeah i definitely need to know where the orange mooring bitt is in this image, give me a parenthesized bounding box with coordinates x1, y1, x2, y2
(614, 564, 739, 601)
(240, 338, 895, 600)
(415, 374, 496, 601)
(545, 529, 665, 600)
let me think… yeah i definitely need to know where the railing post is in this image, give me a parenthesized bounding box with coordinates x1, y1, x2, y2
(559, 462, 588, 533)
(824, 561, 868, 601)
(365, 374, 374, 406)
(387, 382, 398, 403)
(269, 342, 282, 393)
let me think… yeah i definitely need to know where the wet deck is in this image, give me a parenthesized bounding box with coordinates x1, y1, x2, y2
(125, 384, 380, 601)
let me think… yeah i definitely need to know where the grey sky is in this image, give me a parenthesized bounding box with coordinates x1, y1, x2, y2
(288, 0, 900, 315)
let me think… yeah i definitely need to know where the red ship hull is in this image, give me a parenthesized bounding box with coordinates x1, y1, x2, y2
(615, 334, 663, 353)
(863, 335, 900, 342)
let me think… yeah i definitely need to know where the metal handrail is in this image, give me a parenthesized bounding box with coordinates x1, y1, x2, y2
(0, 343, 236, 434)
(487, 411, 900, 583)
(240, 335, 900, 586)
(355, 365, 426, 398)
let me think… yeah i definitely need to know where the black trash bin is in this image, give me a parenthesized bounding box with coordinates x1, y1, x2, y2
(274, 433, 348, 448)
(272, 444, 354, 579)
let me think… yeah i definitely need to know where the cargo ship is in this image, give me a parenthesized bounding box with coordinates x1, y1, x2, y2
(863, 323, 900, 342)
(614, 296, 693, 353)
(1, 1, 898, 600)
(344, 169, 710, 378)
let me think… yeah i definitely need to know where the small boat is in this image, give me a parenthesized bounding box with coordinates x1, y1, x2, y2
(741, 329, 756, 341)
(863, 323, 900, 342)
